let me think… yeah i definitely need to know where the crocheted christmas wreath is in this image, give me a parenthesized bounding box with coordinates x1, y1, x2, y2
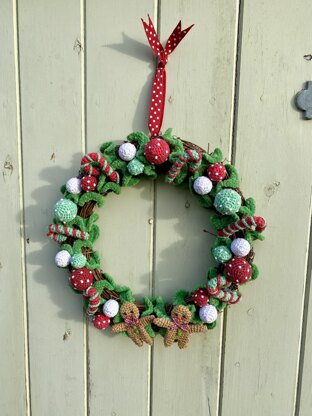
(47, 16, 266, 349)
(47, 129, 266, 349)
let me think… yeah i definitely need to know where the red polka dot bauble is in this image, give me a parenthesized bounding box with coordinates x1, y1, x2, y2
(81, 175, 97, 192)
(224, 257, 252, 284)
(144, 138, 170, 165)
(192, 288, 209, 307)
(93, 314, 110, 330)
(70, 267, 94, 291)
(207, 163, 227, 182)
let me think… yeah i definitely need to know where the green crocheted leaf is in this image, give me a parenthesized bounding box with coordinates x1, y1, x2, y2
(78, 192, 105, 208)
(72, 239, 92, 252)
(100, 141, 117, 155)
(115, 285, 135, 303)
(208, 321, 217, 330)
(93, 279, 115, 292)
(110, 159, 126, 170)
(143, 164, 157, 178)
(145, 324, 156, 338)
(66, 216, 87, 231)
(245, 230, 265, 242)
(88, 224, 100, 243)
(127, 131, 149, 145)
(96, 174, 106, 193)
(122, 172, 141, 187)
(191, 313, 203, 324)
(251, 263, 259, 280)
(172, 290, 188, 306)
(221, 164, 240, 188)
(199, 194, 213, 208)
(213, 237, 231, 249)
(102, 182, 121, 194)
(154, 296, 169, 318)
(207, 267, 219, 280)
(60, 243, 74, 255)
(85, 213, 99, 230)
(202, 148, 223, 164)
(239, 198, 256, 217)
(162, 128, 173, 141)
(64, 192, 80, 204)
(86, 254, 100, 270)
(210, 213, 239, 230)
(141, 296, 154, 317)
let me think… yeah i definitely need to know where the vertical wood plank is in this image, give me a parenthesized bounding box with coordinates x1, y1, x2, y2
(0, 1, 28, 414)
(221, 2, 312, 415)
(85, 2, 155, 415)
(18, 1, 86, 414)
(297, 247, 312, 416)
(152, 2, 239, 416)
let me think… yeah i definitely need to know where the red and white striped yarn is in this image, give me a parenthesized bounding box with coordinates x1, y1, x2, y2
(83, 286, 101, 316)
(218, 215, 266, 237)
(80, 152, 119, 183)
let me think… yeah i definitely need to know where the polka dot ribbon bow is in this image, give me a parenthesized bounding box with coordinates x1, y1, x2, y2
(141, 15, 194, 137)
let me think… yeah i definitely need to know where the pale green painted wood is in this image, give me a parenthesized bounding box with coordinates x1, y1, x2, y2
(152, 2, 239, 416)
(221, 2, 312, 415)
(0, 1, 28, 415)
(18, 1, 86, 414)
(85, 2, 155, 415)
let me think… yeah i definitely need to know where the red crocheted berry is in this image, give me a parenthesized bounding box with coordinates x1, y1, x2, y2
(224, 257, 252, 284)
(207, 163, 227, 182)
(192, 288, 209, 307)
(70, 267, 94, 291)
(93, 314, 110, 330)
(144, 138, 170, 165)
(81, 175, 97, 192)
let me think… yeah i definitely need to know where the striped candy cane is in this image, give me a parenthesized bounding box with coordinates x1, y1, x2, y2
(218, 215, 266, 238)
(80, 152, 119, 183)
(47, 224, 89, 242)
(206, 275, 241, 304)
(83, 287, 101, 316)
(165, 149, 202, 184)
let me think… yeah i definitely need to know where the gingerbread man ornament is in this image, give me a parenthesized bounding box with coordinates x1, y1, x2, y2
(111, 302, 155, 347)
(153, 304, 207, 349)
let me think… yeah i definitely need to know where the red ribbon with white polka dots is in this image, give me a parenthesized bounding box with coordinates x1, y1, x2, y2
(141, 16, 194, 137)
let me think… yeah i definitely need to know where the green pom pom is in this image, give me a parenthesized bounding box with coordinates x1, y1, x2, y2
(212, 245, 232, 263)
(54, 199, 77, 223)
(70, 253, 87, 269)
(127, 158, 144, 176)
(213, 189, 241, 215)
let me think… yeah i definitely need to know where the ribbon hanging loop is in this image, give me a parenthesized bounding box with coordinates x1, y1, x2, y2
(141, 15, 194, 137)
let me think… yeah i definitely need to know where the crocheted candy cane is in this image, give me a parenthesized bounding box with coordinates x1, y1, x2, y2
(47, 224, 89, 242)
(80, 152, 120, 183)
(83, 287, 101, 316)
(165, 149, 202, 184)
(218, 215, 266, 238)
(206, 275, 241, 304)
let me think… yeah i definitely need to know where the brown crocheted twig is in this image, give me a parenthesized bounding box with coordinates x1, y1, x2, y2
(181, 139, 207, 155)
(101, 288, 120, 301)
(92, 269, 103, 282)
(78, 201, 96, 219)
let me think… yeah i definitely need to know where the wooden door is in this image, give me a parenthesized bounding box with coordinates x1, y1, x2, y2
(1, 1, 312, 415)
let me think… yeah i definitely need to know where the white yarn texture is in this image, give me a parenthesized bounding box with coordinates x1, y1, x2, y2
(231, 238, 251, 257)
(118, 143, 137, 161)
(193, 176, 213, 195)
(55, 250, 71, 268)
(66, 177, 81, 194)
(103, 299, 120, 318)
(199, 304, 218, 323)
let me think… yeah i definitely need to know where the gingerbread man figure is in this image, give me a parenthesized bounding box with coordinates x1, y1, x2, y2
(153, 304, 207, 349)
(111, 302, 155, 347)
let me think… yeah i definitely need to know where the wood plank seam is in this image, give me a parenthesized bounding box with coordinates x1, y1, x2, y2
(13, 0, 31, 414)
(218, 1, 244, 415)
(294, 189, 312, 416)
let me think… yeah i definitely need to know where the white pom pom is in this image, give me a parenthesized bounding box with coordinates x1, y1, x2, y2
(118, 143, 137, 161)
(66, 177, 81, 194)
(199, 305, 218, 324)
(103, 299, 119, 318)
(193, 176, 213, 195)
(55, 250, 71, 268)
(231, 238, 251, 257)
